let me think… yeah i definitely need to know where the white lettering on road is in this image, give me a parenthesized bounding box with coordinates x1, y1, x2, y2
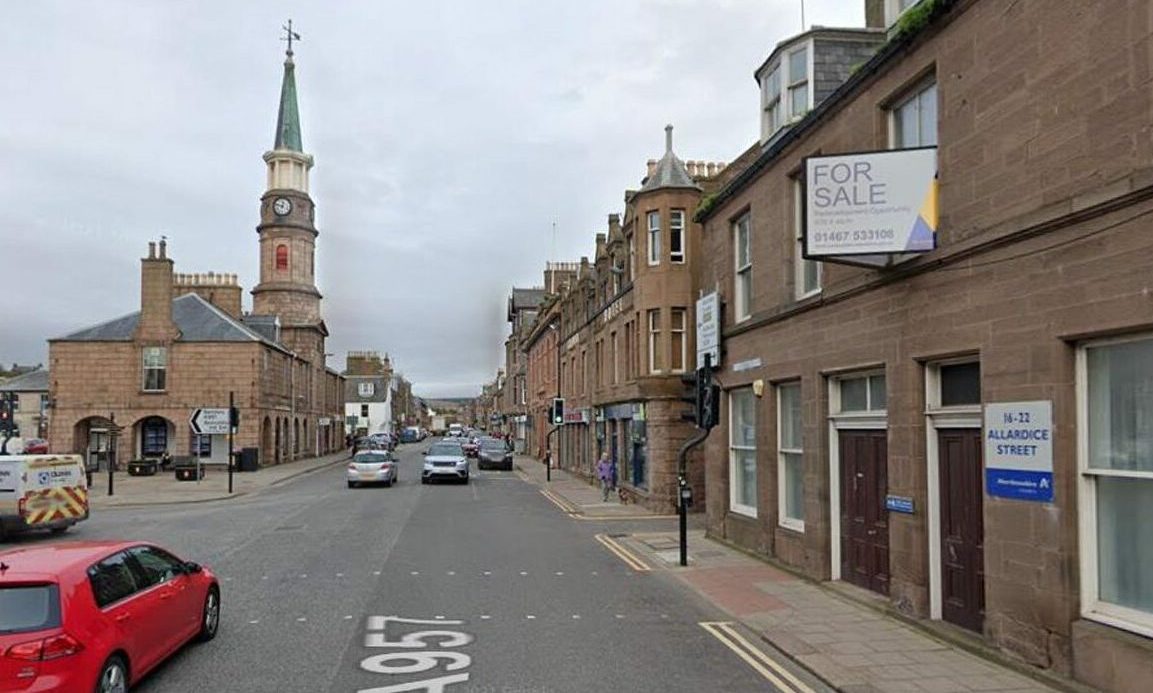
(359, 616, 474, 693)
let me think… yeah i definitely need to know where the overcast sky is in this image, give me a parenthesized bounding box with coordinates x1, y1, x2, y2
(0, 0, 860, 398)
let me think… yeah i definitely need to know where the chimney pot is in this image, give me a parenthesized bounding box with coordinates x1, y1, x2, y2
(148, 242, 156, 259)
(665, 124, 674, 153)
(159, 239, 167, 259)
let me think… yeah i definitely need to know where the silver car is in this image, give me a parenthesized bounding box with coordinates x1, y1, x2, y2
(422, 442, 470, 484)
(347, 451, 398, 488)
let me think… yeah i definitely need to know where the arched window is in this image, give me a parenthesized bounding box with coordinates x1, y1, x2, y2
(275, 244, 289, 271)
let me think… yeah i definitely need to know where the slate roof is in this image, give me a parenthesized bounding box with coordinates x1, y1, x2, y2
(509, 288, 546, 312)
(0, 368, 49, 392)
(53, 293, 277, 346)
(639, 125, 700, 193)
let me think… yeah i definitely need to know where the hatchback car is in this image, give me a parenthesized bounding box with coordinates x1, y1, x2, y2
(0, 540, 219, 693)
(347, 451, 398, 488)
(21, 440, 49, 455)
(422, 442, 469, 484)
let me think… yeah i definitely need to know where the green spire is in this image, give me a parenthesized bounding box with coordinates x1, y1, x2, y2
(274, 49, 303, 152)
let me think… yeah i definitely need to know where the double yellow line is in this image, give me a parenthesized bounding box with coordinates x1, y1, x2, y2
(540, 488, 580, 515)
(594, 533, 651, 572)
(700, 622, 817, 693)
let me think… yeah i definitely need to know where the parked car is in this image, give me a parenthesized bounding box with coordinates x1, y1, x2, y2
(422, 442, 469, 484)
(0, 540, 220, 693)
(22, 439, 49, 454)
(477, 439, 513, 471)
(347, 451, 398, 488)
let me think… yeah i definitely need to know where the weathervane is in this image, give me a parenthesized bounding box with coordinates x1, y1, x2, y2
(282, 19, 301, 56)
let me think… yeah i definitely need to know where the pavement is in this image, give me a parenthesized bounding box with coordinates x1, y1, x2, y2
(515, 454, 1073, 693)
(86, 449, 351, 508)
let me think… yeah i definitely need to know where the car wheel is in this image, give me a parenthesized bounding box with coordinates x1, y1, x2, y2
(384, 478, 392, 488)
(49, 525, 69, 535)
(95, 654, 129, 693)
(347, 481, 356, 489)
(196, 586, 221, 642)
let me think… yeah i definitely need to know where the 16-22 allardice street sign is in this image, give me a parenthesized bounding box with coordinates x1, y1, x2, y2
(804, 147, 938, 258)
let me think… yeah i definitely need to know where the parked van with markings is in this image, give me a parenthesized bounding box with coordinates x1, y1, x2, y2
(0, 454, 90, 540)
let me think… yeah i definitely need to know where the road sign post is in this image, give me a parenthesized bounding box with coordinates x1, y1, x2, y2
(228, 393, 236, 494)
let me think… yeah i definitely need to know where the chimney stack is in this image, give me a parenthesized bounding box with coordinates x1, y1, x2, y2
(134, 240, 179, 342)
(865, 0, 885, 28)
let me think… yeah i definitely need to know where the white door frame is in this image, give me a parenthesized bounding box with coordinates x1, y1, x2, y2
(924, 360, 982, 620)
(827, 371, 887, 582)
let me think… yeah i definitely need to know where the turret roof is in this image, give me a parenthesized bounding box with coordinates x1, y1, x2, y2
(639, 125, 700, 193)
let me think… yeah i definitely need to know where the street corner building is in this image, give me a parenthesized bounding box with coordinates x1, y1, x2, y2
(692, 1, 1153, 690)
(46, 42, 344, 469)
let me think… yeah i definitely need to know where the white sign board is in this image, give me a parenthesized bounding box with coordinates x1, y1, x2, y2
(983, 401, 1053, 502)
(696, 291, 720, 370)
(805, 148, 937, 257)
(190, 408, 230, 435)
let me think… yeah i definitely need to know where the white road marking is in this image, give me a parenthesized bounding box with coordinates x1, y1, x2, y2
(344, 615, 353, 620)
(592, 571, 599, 576)
(480, 615, 491, 620)
(526, 615, 536, 620)
(300, 574, 308, 578)
(261, 575, 268, 580)
(572, 615, 581, 619)
(223, 577, 233, 582)
(447, 571, 456, 575)
(373, 571, 381, 575)
(411, 571, 420, 575)
(435, 616, 445, 620)
(249, 619, 260, 624)
(555, 571, 564, 576)
(297, 617, 307, 622)
(483, 571, 492, 575)
(336, 573, 344, 578)
(615, 614, 625, 619)
(519, 571, 528, 576)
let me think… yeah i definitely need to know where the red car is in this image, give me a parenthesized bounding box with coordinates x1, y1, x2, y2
(22, 440, 49, 455)
(0, 541, 220, 692)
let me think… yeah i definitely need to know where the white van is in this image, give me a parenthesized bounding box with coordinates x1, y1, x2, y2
(0, 454, 89, 540)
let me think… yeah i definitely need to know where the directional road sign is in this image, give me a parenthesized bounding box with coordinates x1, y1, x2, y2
(190, 408, 231, 435)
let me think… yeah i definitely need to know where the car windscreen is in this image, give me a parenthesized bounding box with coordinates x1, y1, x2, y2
(0, 584, 62, 634)
(355, 453, 390, 463)
(480, 442, 505, 451)
(428, 445, 461, 456)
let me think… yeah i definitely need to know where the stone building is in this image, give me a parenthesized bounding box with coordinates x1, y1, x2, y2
(499, 287, 546, 451)
(47, 41, 343, 468)
(525, 127, 726, 513)
(695, 1, 1153, 689)
(0, 368, 50, 442)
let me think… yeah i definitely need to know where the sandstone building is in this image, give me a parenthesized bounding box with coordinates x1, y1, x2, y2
(47, 42, 343, 467)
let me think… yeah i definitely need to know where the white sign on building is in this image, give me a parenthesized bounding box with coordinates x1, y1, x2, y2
(696, 291, 720, 370)
(804, 147, 938, 258)
(983, 401, 1054, 502)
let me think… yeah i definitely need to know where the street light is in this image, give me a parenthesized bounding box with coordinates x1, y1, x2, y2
(546, 319, 562, 482)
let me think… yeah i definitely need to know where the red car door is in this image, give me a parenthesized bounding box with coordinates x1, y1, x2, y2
(127, 547, 199, 655)
(87, 552, 161, 674)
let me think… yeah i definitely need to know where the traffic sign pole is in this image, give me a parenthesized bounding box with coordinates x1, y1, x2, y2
(228, 392, 235, 494)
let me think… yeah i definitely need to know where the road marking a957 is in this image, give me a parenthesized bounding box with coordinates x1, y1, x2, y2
(358, 616, 474, 693)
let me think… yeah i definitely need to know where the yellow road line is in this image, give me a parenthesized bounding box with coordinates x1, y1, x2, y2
(572, 513, 679, 521)
(700, 622, 815, 693)
(539, 489, 579, 515)
(594, 533, 651, 572)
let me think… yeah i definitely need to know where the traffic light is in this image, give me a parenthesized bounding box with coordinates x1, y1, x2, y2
(679, 371, 701, 425)
(0, 394, 11, 432)
(230, 406, 241, 428)
(551, 397, 565, 425)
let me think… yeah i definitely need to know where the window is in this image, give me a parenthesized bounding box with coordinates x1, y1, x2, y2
(129, 546, 186, 587)
(1079, 335, 1153, 636)
(787, 46, 809, 119)
(733, 214, 752, 321)
(647, 211, 661, 265)
(142, 346, 167, 392)
(192, 434, 212, 457)
(670, 210, 685, 263)
(647, 309, 662, 374)
(940, 362, 980, 406)
(762, 65, 782, 139)
(360, 404, 369, 418)
(778, 382, 805, 530)
(0, 584, 61, 634)
(611, 331, 619, 384)
(793, 180, 820, 298)
(729, 388, 757, 517)
(628, 234, 636, 281)
(670, 308, 687, 372)
(87, 552, 142, 608)
(892, 79, 938, 148)
(275, 244, 289, 271)
(141, 417, 168, 456)
(358, 382, 375, 397)
(839, 374, 887, 413)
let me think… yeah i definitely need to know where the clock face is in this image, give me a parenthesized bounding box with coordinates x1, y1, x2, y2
(273, 198, 292, 216)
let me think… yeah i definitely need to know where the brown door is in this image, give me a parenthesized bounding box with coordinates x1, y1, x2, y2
(840, 430, 890, 595)
(938, 428, 985, 632)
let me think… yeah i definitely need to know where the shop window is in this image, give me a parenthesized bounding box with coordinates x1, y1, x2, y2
(141, 418, 168, 456)
(778, 382, 805, 531)
(729, 388, 757, 517)
(192, 434, 211, 458)
(1079, 335, 1153, 636)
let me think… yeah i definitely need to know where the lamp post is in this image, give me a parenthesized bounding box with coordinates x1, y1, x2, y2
(546, 317, 562, 482)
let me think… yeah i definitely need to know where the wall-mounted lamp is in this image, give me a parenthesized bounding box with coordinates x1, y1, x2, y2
(752, 379, 765, 398)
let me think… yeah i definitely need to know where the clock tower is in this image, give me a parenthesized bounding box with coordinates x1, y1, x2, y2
(251, 31, 328, 364)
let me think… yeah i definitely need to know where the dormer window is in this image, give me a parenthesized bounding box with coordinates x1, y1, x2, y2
(761, 66, 782, 139)
(787, 46, 810, 119)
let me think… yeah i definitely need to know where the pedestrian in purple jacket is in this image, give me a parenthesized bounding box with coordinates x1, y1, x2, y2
(596, 452, 616, 502)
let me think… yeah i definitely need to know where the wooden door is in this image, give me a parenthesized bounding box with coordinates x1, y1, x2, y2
(938, 428, 985, 632)
(840, 430, 890, 595)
